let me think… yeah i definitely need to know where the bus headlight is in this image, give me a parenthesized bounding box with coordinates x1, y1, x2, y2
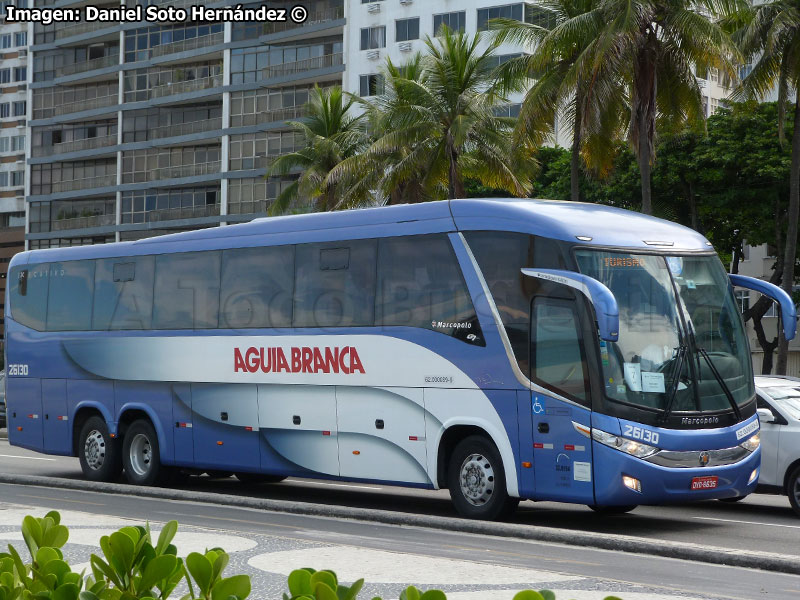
(592, 428, 659, 459)
(740, 434, 760, 453)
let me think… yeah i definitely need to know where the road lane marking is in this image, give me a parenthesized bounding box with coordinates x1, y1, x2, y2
(19, 494, 105, 506)
(693, 515, 800, 530)
(0, 454, 57, 461)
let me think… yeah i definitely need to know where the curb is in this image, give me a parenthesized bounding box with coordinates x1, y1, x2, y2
(1, 474, 798, 575)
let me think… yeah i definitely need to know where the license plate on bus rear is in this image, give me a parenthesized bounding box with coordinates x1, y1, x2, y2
(691, 476, 718, 490)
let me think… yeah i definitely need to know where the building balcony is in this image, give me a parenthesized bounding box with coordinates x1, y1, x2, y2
(262, 52, 343, 80)
(123, 160, 221, 183)
(32, 134, 117, 157)
(148, 32, 224, 60)
(55, 20, 114, 40)
(47, 173, 117, 194)
(52, 212, 116, 231)
(143, 203, 220, 222)
(231, 105, 306, 128)
(55, 54, 119, 78)
(258, 6, 345, 37)
(149, 117, 222, 140)
(131, 73, 223, 101)
(33, 92, 118, 120)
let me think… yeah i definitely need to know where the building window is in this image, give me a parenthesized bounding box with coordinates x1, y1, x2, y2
(0, 138, 7, 153)
(14, 67, 26, 82)
(227, 176, 295, 215)
(0, 34, 11, 49)
(10, 135, 24, 152)
(229, 85, 323, 127)
(433, 11, 466, 35)
(396, 17, 420, 42)
(0, 70, 10, 84)
(0, 172, 7, 187)
(359, 74, 385, 97)
(10, 171, 23, 186)
(15, 32, 27, 47)
(12, 101, 26, 117)
(120, 187, 220, 224)
(124, 23, 224, 63)
(0, 104, 9, 118)
(361, 26, 386, 50)
(230, 37, 342, 85)
(477, 4, 524, 30)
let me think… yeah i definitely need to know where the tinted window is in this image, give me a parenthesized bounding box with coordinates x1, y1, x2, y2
(153, 252, 221, 329)
(531, 298, 589, 403)
(9, 263, 49, 331)
(465, 232, 565, 366)
(93, 256, 155, 330)
(220, 245, 294, 329)
(46, 261, 95, 331)
(377, 234, 481, 343)
(294, 240, 377, 328)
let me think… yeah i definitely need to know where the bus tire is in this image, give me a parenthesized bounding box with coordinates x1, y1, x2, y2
(447, 435, 519, 520)
(588, 504, 638, 514)
(123, 419, 165, 486)
(235, 472, 287, 484)
(78, 415, 122, 482)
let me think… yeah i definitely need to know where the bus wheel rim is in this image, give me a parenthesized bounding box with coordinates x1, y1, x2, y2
(459, 453, 495, 506)
(129, 433, 153, 477)
(84, 430, 106, 470)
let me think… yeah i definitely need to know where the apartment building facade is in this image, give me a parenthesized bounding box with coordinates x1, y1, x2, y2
(25, 0, 344, 249)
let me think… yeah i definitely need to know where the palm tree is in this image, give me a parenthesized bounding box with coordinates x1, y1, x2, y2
(267, 85, 370, 214)
(732, 0, 800, 374)
(588, 0, 740, 214)
(332, 27, 536, 203)
(492, 0, 628, 202)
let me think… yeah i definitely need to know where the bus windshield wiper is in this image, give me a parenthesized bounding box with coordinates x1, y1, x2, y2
(660, 344, 687, 423)
(697, 347, 742, 421)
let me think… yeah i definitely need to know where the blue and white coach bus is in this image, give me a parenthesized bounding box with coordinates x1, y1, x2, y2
(5, 199, 797, 519)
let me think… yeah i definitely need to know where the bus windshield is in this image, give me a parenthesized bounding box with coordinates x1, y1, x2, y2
(575, 250, 754, 414)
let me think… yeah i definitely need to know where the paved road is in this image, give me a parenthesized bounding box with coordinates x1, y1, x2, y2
(2, 484, 800, 600)
(2, 437, 799, 561)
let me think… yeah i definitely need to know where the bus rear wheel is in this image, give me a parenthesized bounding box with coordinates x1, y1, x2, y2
(123, 419, 166, 486)
(447, 435, 519, 520)
(78, 415, 122, 482)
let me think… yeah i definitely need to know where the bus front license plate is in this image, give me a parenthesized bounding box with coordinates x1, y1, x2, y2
(690, 476, 718, 490)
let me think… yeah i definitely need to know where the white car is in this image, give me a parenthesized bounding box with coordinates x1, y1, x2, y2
(754, 375, 800, 516)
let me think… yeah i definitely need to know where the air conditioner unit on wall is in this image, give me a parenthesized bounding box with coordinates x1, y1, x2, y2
(400, 0, 413, 4)
(366, 50, 381, 60)
(367, 3, 381, 13)
(398, 42, 412, 52)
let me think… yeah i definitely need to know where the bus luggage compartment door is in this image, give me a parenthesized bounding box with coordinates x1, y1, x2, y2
(42, 379, 69, 454)
(7, 378, 43, 451)
(190, 383, 260, 471)
(336, 386, 429, 484)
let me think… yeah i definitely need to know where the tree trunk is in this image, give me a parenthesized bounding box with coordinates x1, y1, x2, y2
(571, 96, 582, 203)
(731, 241, 742, 275)
(686, 179, 698, 231)
(632, 40, 657, 215)
(776, 95, 800, 375)
(447, 133, 463, 199)
(743, 251, 784, 375)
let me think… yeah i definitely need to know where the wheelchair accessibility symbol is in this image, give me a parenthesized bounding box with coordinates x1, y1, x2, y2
(532, 397, 545, 414)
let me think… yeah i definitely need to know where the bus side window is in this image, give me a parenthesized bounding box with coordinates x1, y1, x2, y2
(153, 251, 221, 330)
(9, 264, 49, 331)
(46, 260, 96, 331)
(531, 297, 589, 403)
(293, 240, 377, 328)
(377, 234, 480, 342)
(93, 256, 155, 330)
(220, 245, 294, 329)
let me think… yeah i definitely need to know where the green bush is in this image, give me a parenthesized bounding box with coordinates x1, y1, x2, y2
(0, 512, 624, 600)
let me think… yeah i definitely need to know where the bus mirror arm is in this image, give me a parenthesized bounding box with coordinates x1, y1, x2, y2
(729, 274, 797, 341)
(521, 268, 620, 342)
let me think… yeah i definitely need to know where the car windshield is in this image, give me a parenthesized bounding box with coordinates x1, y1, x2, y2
(762, 385, 800, 420)
(575, 250, 754, 413)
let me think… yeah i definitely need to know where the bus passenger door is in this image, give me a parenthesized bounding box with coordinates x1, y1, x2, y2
(190, 384, 260, 471)
(530, 297, 594, 503)
(42, 379, 70, 454)
(337, 386, 429, 485)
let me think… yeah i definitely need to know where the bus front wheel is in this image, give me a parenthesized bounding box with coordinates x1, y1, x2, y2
(447, 435, 519, 520)
(123, 420, 165, 486)
(78, 415, 122, 482)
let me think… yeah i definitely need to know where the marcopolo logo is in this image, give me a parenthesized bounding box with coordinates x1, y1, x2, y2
(234, 346, 366, 375)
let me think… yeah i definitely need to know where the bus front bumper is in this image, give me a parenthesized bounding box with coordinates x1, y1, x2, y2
(592, 443, 760, 506)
